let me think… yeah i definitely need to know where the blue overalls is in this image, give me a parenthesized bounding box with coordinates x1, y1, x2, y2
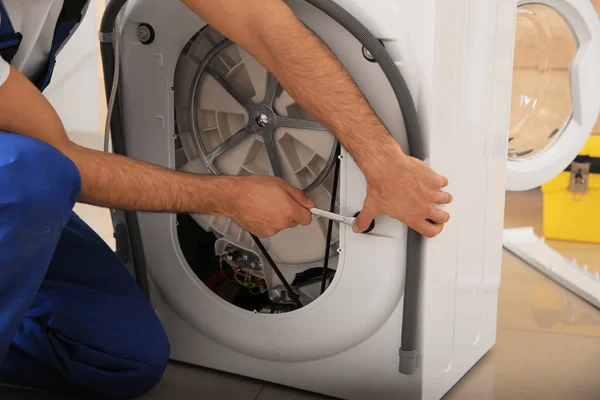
(0, 3, 170, 398)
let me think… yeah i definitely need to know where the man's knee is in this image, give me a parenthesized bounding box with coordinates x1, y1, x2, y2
(119, 319, 171, 398)
(0, 133, 81, 238)
(100, 321, 170, 399)
(51, 295, 171, 398)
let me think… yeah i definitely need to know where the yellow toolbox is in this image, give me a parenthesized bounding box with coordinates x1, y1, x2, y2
(542, 135, 600, 244)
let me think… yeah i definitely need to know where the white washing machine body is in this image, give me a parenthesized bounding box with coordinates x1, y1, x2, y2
(113, 0, 600, 399)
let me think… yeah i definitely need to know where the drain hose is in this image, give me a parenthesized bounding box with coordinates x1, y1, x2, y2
(303, 0, 423, 376)
(100, 0, 423, 375)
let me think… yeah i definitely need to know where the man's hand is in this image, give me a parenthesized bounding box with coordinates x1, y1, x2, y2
(353, 143, 452, 238)
(225, 176, 315, 238)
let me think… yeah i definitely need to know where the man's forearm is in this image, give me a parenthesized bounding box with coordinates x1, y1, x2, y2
(255, 5, 400, 168)
(65, 145, 229, 215)
(181, 0, 404, 175)
(257, 19, 398, 172)
(0, 66, 229, 215)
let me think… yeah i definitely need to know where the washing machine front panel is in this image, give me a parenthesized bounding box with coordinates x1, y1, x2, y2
(505, 0, 600, 191)
(118, 0, 411, 363)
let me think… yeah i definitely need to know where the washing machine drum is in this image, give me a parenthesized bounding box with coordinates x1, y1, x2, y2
(139, 0, 412, 363)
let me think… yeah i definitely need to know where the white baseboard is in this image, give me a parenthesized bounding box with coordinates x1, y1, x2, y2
(503, 227, 600, 310)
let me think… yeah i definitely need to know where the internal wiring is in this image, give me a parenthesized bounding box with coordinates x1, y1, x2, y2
(250, 234, 302, 307)
(218, 257, 266, 294)
(104, 21, 120, 153)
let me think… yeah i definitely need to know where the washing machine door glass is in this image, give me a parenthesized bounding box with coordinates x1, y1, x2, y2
(506, 0, 600, 191)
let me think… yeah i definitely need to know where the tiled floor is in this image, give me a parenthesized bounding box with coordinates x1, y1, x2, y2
(2, 180, 599, 400)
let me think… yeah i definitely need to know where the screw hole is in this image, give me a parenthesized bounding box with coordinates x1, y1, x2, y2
(137, 23, 155, 45)
(362, 40, 385, 63)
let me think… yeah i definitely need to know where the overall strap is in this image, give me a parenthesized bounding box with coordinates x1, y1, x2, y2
(0, 3, 22, 63)
(34, 0, 90, 91)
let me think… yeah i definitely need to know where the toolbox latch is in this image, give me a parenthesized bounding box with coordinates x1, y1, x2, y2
(569, 162, 591, 196)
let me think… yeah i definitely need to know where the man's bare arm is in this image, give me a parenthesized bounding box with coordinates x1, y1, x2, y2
(181, 0, 453, 237)
(0, 66, 314, 237)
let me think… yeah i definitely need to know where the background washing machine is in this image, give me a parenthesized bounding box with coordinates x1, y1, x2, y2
(99, 0, 600, 399)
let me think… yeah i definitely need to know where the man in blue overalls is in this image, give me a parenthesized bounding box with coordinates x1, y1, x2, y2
(0, 0, 453, 397)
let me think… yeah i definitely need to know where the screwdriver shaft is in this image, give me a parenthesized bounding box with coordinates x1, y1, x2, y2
(309, 208, 356, 227)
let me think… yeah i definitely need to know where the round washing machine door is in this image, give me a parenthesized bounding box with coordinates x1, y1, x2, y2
(506, 0, 600, 191)
(134, 0, 413, 363)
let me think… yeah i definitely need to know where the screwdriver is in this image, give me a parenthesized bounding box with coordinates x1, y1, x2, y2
(309, 208, 376, 233)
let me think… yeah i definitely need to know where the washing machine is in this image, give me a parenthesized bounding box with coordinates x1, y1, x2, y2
(100, 0, 600, 399)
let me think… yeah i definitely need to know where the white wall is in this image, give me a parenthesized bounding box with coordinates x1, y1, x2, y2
(44, 1, 102, 136)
